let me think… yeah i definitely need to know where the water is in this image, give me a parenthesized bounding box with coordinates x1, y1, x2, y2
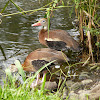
(0, 0, 80, 84)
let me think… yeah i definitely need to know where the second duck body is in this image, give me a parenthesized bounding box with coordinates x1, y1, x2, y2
(32, 18, 80, 51)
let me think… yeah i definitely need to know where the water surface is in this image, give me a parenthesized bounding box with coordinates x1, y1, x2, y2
(0, 0, 80, 84)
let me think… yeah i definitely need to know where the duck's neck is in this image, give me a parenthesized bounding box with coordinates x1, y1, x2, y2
(43, 26, 48, 31)
(39, 25, 48, 34)
(40, 26, 48, 33)
(40, 29, 47, 34)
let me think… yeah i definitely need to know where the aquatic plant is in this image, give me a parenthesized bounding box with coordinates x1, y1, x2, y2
(73, 0, 100, 62)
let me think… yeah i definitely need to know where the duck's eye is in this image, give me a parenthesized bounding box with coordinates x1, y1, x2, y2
(42, 20, 45, 23)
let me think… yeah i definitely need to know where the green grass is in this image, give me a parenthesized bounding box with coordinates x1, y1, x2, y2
(0, 85, 61, 100)
(0, 60, 66, 100)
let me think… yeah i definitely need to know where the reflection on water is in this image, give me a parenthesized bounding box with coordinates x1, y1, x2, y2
(0, 0, 80, 84)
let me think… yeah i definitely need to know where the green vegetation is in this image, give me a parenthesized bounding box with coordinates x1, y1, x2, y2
(0, 0, 100, 100)
(73, 0, 100, 62)
(0, 60, 64, 100)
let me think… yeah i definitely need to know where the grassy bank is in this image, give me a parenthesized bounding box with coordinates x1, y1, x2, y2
(0, 60, 65, 100)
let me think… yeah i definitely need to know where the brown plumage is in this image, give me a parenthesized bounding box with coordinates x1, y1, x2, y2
(11, 48, 69, 87)
(32, 18, 80, 51)
(22, 48, 68, 72)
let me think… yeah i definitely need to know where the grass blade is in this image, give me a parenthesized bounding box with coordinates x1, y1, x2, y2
(5, 68, 13, 84)
(14, 60, 26, 81)
(40, 73, 46, 94)
(1, 0, 10, 13)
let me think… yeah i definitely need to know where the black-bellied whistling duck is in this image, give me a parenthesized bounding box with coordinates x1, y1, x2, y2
(32, 18, 80, 51)
(11, 48, 69, 87)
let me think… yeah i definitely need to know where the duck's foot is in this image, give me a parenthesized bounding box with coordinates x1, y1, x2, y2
(30, 79, 42, 88)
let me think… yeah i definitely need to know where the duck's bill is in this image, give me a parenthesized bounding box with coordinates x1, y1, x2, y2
(31, 22, 41, 26)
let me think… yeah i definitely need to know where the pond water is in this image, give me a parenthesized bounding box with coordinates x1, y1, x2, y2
(0, 0, 87, 85)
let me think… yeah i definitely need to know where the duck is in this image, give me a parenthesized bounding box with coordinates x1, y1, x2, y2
(10, 48, 69, 87)
(32, 18, 80, 51)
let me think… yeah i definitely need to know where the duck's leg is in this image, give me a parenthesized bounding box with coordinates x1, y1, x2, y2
(31, 71, 47, 88)
(42, 71, 47, 82)
(35, 73, 40, 85)
(31, 73, 41, 88)
(36, 71, 47, 85)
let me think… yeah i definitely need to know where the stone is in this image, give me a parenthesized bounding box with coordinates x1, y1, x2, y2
(30, 79, 57, 91)
(71, 82, 82, 91)
(89, 82, 100, 100)
(9, 64, 18, 72)
(78, 90, 90, 100)
(69, 91, 79, 100)
(79, 72, 90, 80)
(66, 80, 75, 87)
(81, 79, 93, 85)
(43, 81, 57, 90)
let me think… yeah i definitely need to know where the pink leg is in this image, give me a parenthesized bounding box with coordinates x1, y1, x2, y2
(42, 72, 47, 82)
(31, 73, 40, 88)
(31, 72, 47, 88)
(35, 74, 40, 86)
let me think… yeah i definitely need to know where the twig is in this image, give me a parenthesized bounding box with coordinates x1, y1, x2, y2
(82, 56, 90, 67)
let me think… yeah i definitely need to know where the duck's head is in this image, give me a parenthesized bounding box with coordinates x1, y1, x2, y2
(32, 18, 48, 30)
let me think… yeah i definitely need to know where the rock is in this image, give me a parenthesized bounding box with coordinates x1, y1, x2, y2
(78, 90, 90, 100)
(89, 82, 100, 100)
(68, 83, 100, 100)
(9, 64, 18, 72)
(71, 82, 82, 91)
(30, 79, 57, 91)
(66, 80, 82, 91)
(81, 79, 93, 85)
(79, 72, 90, 80)
(66, 80, 75, 87)
(43, 81, 57, 90)
(66, 80, 93, 91)
(69, 91, 79, 100)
